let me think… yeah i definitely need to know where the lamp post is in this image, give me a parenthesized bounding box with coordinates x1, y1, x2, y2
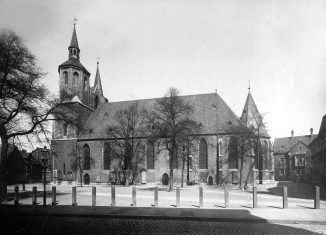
(212, 100, 219, 185)
(41, 147, 49, 207)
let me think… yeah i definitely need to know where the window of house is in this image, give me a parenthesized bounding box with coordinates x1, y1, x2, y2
(63, 71, 68, 85)
(199, 138, 208, 169)
(147, 140, 154, 169)
(103, 142, 110, 170)
(294, 155, 305, 167)
(83, 144, 90, 170)
(280, 168, 285, 176)
(280, 158, 285, 165)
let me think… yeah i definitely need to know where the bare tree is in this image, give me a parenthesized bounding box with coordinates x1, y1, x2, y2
(0, 30, 76, 199)
(146, 87, 200, 191)
(107, 102, 147, 186)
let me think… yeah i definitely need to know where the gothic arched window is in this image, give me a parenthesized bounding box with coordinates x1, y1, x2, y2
(63, 123, 68, 136)
(73, 72, 79, 85)
(147, 140, 154, 169)
(63, 71, 68, 85)
(83, 144, 90, 170)
(94, 96, 99, 109)
(103, 142, 110, 170)
(199, 138, 208, 169)
(84, 77, 88, 91)
(262, 140, 268, 170)
(228, 136, 238, 169)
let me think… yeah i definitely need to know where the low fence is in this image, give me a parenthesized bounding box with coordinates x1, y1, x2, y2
(9, 185, 322, 210)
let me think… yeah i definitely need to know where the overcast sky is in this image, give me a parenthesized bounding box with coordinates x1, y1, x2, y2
(1, 0, 326, 140)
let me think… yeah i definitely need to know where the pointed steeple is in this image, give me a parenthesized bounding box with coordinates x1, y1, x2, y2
(93, 61, 103, 95)
(68, 23, 80, 60)
(69, 24, 79, 49)
(240, 89, 269, 138)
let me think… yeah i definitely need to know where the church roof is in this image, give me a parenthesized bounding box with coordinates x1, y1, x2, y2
(78, 93, 251, 140)
(274, 134, 317, 154)
(58, 58, 90, 76)
(69, 25, 79, 49)
(240, 92, 270, 138)
(93, 62, 103, 94)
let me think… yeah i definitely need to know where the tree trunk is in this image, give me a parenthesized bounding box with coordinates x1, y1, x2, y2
(181, 147, 185, 188)
(244, 160, 255, 190)
(239, 157, 244, 189)
(168, 141, 176, 192)
(0, 136, 9, 201)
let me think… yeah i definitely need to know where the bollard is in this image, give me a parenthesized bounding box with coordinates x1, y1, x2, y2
(199, 186, 203, 208)
(52, 186, 56, 206)
(72, 187, 77, 206)
(314, 186, 320, 209)
(154, 187, 158, 207)
(92, 187, 96, 206)
(224, 186, 229, 208)
(132, 187, 136, 207)
(253, 187, 257, 208)
(176, 187, 180, 207)
(283, 186, 288, 209)
(111, 186, 116, 206)
(32, 186, 37, 205)
(14, 186, 19, 206)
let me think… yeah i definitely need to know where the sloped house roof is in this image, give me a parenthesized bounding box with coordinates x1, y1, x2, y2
(274, 134, 317, 154)
(78, 93, 251, 141)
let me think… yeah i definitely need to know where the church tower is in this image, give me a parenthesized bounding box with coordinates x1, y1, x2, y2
(58, 23, 91, 106)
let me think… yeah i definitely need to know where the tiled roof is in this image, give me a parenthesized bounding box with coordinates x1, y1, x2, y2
(274, 134, 317, 154)
(78, 93, 251, 140)
(58, 58, 90, 76)
(240, 92, 270, 138)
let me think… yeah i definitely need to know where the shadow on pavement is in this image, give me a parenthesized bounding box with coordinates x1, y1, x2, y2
(260, 181, 326, 200)
(0, 205, 321, 235)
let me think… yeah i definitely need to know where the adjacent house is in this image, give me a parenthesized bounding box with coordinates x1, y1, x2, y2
(309, 115, 326, 186)
(274, 129, 317, 181)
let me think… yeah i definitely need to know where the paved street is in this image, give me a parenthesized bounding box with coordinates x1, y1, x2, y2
(2, 215, 326, 235)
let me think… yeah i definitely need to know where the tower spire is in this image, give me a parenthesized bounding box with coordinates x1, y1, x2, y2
(68, 19, 80, 60)
(94, 59, 103, 95)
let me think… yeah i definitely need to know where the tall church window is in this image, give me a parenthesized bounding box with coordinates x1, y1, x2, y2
(63, 71, 68, 85)
(63, 123, 68, 136)
(103, 142, 110, 170)
(262, 140, 268, 169)
(84, 77, 88, 91)
(228, 136, 238, 169)
(199, 138, 208, 169)
(147, 140, 154, 169)
(73, 72, 79, 85)
(83, 144, 90, 170)
(94, 96, 99, 109)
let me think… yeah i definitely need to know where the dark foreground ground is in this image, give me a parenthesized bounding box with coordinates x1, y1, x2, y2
(2, 215, 326, 235)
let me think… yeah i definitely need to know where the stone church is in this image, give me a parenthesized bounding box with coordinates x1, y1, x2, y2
(51, 25, 274, 186)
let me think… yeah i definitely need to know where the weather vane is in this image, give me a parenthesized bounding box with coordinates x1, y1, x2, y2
(96, 56, 100, 64)
(248, 79, 251, 93)
(74, 18, 78, 26)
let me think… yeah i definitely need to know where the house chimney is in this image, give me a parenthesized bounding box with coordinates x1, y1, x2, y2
(291, 130, 294, 139)
(310, 128, 313, 139)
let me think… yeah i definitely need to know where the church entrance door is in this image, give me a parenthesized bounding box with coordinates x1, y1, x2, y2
(162, 173, 169, 186)
(84, 173, 90, 185)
